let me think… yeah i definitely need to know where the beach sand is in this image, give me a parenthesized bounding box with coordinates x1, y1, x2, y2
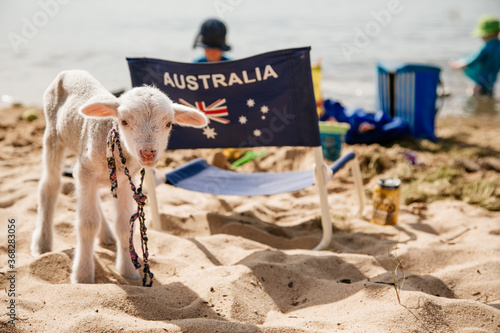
(0, 105, 499, 332)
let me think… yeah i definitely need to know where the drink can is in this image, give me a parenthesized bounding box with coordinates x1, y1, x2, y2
(371, 178, 401, 225)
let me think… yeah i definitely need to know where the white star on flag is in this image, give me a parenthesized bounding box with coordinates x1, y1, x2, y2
(253, 129, 262, 137)
(239, 116, 247, 124)
(260, 105, 269, 114)
(203, 126, 217, 139)
(247, 99, 255, 107)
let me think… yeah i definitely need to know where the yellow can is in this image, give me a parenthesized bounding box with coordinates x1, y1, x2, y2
(371, 178, 401, 225)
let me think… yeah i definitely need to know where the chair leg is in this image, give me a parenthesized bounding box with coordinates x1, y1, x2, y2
(351, 156, 366, 217)
(145, 168, 161, 230)
(313, 147, 333, 251)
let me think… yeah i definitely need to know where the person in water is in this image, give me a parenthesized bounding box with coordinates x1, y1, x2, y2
(193, 18, 231, 63)
(450, 15, 500, 96)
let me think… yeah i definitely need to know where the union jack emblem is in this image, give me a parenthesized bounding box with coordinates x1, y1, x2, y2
(178, 98, 230, 124)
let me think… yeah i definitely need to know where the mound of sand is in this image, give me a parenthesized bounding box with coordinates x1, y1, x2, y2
(1, 106, 499, 332)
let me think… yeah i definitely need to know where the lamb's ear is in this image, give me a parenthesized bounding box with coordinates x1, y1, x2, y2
(80, 100, 120, 118)
(172, 103, 208, 128)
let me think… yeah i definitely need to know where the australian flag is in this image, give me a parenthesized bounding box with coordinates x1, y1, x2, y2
(127, 47, 321, 150)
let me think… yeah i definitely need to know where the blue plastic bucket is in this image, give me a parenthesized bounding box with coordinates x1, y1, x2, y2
(319, 122, 350, 161)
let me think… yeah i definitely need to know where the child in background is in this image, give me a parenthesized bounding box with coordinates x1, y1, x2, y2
(193, 18, 231, 63)
(450, 15, 500, 96)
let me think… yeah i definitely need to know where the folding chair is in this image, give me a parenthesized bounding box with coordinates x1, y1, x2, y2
(375, 62, 442, 141)
(127, 47, 365, 250)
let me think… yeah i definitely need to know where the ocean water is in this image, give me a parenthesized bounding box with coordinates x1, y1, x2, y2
(1, 0, 499, 115)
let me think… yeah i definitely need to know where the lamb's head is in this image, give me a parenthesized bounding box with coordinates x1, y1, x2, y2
(80, 86, 207, 168)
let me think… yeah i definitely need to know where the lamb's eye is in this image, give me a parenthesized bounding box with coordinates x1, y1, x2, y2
(121, 120, 128, 126)
(166, 121, 172, 128)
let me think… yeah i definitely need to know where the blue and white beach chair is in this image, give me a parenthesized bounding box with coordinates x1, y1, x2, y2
(127, 47, 365, 250)
(375, 62, 442, 141)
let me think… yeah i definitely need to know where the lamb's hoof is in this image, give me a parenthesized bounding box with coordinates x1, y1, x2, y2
(70, 271, 95, 284)
(71, 258, 96, 284)
(122, 270, 141, 281)
(99, 221, 116, 246)
(31, 246, 51, 257)
(117, 252, 141, 280)
(30, 237, 52, 257)
(118, 263, 141, 280)
(99, 233, 116, 247)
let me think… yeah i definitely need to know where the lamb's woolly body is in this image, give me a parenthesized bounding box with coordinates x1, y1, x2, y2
(31, 70, 207, 284)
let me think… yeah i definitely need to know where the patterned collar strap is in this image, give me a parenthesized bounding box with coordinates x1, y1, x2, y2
(106, 125, 119, 198)
(106, 125, 154, 287)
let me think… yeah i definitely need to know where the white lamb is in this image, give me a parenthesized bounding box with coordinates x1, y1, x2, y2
(31, 70, 207, 283)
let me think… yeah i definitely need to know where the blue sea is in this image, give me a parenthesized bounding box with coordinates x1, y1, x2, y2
(1, 0, 499, 114)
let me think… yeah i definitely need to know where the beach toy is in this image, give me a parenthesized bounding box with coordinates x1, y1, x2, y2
(318, 122, 350, 161)
(311, 59, 323, 117)
(223, 148, 245, 162)
(399, 150, 420, 165)
(22, 108, 38, 122)
(231, 150, 267, 168)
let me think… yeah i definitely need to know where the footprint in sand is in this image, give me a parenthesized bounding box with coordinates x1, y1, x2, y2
(0, 193, 27, 208)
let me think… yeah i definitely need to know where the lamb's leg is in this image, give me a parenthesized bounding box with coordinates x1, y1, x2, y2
(98, 201, 116, 246)
(114, 183, 141, 280)
(71, 168, 101, 284)
(31, 130, 65, 256)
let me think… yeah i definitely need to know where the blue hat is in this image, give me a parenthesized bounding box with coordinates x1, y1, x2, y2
(193, 18, 231, 51)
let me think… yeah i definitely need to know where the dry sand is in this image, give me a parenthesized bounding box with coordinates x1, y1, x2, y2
(1, 105, 499, 333)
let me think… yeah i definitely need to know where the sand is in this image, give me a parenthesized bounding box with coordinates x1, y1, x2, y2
(1, 105, 499, 333)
